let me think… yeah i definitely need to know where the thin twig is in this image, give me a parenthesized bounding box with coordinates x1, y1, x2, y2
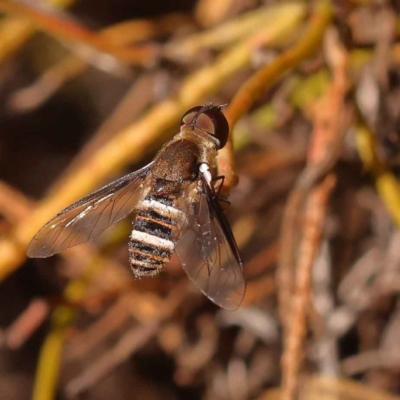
(0, 0, 158, 66)
(221, 0, 332, 191)
(50, 72, 155, 193)
(0, 0, 74, 65)
(32, 252, 115, 400)
(282, 175, 336, 400)
(311, 241, 340, 377)
(66, 285, 187, 397)
(164, 2, 304, 61)
(278, 25, 350, 331)
(7, 55, 87, 113)
(342, 350, 400, 376)
(279, 28, 350, 400)
(32, 307, 70, 400)
(0, 181, 33, 222)
(65, 292, 139, 362)
(5, 298, 50, 349)
(7, 14, 193, 113)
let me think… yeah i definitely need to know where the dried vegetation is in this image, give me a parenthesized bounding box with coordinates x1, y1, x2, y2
(0, 0, 400, 399)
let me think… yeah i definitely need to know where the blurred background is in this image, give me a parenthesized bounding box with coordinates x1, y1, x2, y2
(0, 0, 400, 399)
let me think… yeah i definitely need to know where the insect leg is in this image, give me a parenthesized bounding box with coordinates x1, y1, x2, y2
(212, 175, 225, 197)
(212, 175, 231, 210)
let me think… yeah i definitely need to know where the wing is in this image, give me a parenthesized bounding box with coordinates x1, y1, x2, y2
(174, 178, 245, 310)
(27, 163, 153, 258)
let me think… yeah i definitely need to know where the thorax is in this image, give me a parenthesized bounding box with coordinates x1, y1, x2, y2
(150, 128, 218, 194)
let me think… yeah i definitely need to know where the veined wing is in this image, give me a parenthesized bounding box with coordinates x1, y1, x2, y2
(175, 177, 245, 310)
(27, 163, 153, 258)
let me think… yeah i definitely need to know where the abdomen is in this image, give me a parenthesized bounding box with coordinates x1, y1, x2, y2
(129, 194, 182, 277)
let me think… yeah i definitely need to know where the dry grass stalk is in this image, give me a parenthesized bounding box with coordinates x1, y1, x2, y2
(279, 28, 350, 399)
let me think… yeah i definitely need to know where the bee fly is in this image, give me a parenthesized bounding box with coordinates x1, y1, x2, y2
(27, 104, 245, 310)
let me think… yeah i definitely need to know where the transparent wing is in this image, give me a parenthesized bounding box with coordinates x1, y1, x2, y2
(27, 163, 153, 258)
(175, 179, 245, 310)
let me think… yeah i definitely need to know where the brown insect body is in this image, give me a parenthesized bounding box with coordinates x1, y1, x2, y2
(129, 128, 218, 278)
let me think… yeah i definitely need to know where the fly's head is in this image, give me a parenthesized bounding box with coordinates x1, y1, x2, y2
(181, 104, 229, 149)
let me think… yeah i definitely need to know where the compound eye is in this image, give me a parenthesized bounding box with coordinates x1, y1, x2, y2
(181, 106, 201, 126)
(181, 105, 229, 149)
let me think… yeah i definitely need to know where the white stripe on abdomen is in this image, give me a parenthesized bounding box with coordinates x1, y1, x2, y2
(130, 230, 174, 251)
(137, 199, 183, 219)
